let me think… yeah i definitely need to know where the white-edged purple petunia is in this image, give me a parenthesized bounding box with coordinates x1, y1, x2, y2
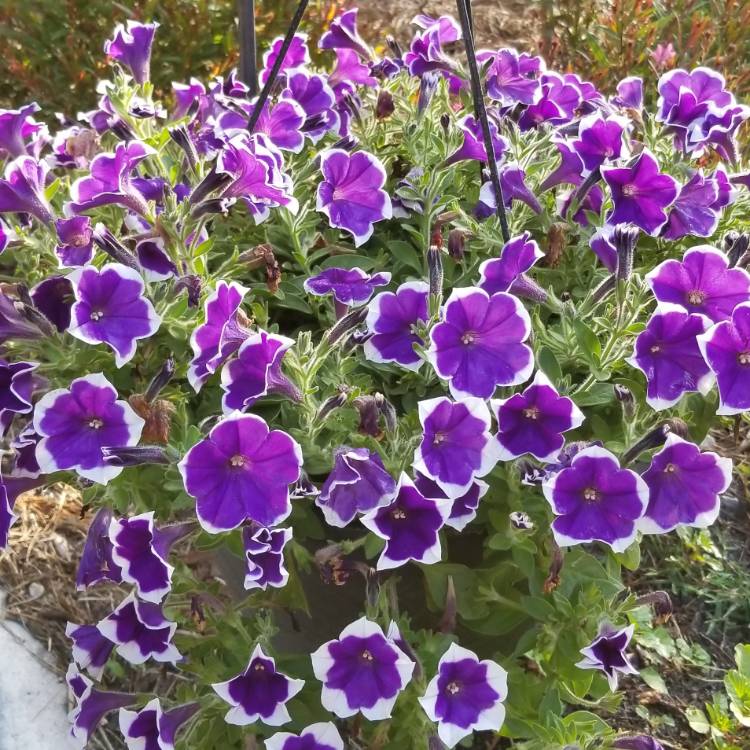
(0, 155, 54, 224)
(188, 280, 250, 392)
(310, 617, 414, 720)
(576, 622, 637, 691)
(315, 446, 397, 527)
(661, 171, 720, 240)
(316, 149, 392, 246)
(638, 434, 732, 534)
(96, 592, 181, 665)
(419, 642, 508, 749)
(118, 699, 199, 750)
(427, 287, 533, 400)
(0, 358, 37, 433)
(220, 330, 300, 413)
(646, 245, 750, 323)
(76, 507, 123, 588)
(67, 263, 160, 367)
(476, 232, 544, 297)
(697, 301, 750, 414)
(414, 472, 489, 532)
(364, 280, 429, 370)
(243, 525, 292, 591)
(360, 472, 451, 570)
(108, 512, 192, 603)
(627, 305, 713, 410)
(212, 644, 304, 726)
(266, 722, 344, 750)
(304, 266, 391, 308)
(104, 21, 158, 84)
(542, 445, 648, 552)
(33, 373, 144, 484)
(492, 371, 584, 462)
(136, 237, 177, 282)
(178, 412, 303, 532)
(413, 397, 499, 498)
(66, 622, 115, 680)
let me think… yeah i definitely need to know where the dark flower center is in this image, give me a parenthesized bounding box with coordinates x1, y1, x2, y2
(739, 352, 750, 366)
(446, 681, 461, 695)
(391, 508, 407, 520)
(664, 462, 677, 473)
(229, 454, 247, 468)
(622, 183, 638, 197)
(70, 234, 89, 247)
(461, 331, 476, 345)
(522, 406, 540, 420)
(433, 431, 447, 445)
(687, 290, 705, 305)
(88, 417, 104, 430)
(650, 344, 661, 354)
(253, 662, 265, 671)
(604, 147, 614, 157)
(361, 649, 374, 662)
(90, 310, 104, 321)
(582, 487, 601, 503)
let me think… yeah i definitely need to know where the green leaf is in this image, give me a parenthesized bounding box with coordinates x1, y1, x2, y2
(573, 320, 601, 363)
(640, 666, 669, 694)
(388, 240, 423, 273)
(685, 707, 711, 734)
(614, 541, 641, 571)
(574, 383, 614, 407)
(537, 345, 563, 385)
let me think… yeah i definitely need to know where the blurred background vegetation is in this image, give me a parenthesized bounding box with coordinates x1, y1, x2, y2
(1, 0, 749, 114)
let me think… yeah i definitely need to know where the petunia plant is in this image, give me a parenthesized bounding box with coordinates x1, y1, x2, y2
(1, 8, 749, 750)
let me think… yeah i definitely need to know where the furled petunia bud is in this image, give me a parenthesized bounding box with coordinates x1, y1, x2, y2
(621, 418, 689, 465)
(92, 224, 139, 270)
(725, 230, 750, 268)
(174, 274, 202, 307)
(613, 223, 639, 282)
(386, 35, 403, 59)
(101, 445, 173, 467)
(168, 124, 198, 170)
(326, 305, 368, 346)
(510, 510, 534, 530)
(447, 229, 465, 261)
(418, 72, 439, 116)
(376, 90, 395, 119)
(427, 245, 444, 299)
(614, 383, 636, 420)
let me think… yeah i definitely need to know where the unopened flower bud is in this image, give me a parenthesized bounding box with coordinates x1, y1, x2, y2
(93, 224, 139, 270)
(330, 135, 359, 152)
(591, 274, 616, 304)
(291, 472, 319, 498)
(621, 418, 689, 465)
(168, 125, 198, 170)
(613, 223, 639, 282)
(725, 231, 750, 268)
(439, 575, 457, 633)
(543, 542, 564, 593)
(101, 445, 173, 467)
(188, 167, 232, 206)
(317, 389, 349, 421)
(385, 35, 402, 59)
(417, 72, 439, 116)
(145, 357, 175, 402)
(326, 306, 368, 346)
(510, 274, 548, 303)
(635, 590, 672, 623)
(375, 392, 397, 433)
(427, 245, 444, 298)
(375, 90, 395, 119)
(353, 395, 382, 437)
(190, 196, 237, 218)
(175, 275, 202, 307)
(440, 113, 450, 133)
(447, 229, 465, 261)
(614, 384, 636, 420)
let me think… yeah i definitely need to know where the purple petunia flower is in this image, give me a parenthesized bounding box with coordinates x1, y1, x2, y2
(311, 617, 414, 720)
(67, 263, 161, 367)
(188, 280, 250, 392)
(97, 592, 181, 665)
(119, 699, 199, 750)
(109, 512, 193, 603)
(0, 103, 46, 159)
(77, 507, 122, 589)
(66, 622, 115, 680)
(104, 21, 158, 84)
(661, 171, 720, 240)
(319, 8, 372, 59)
(419, 642, 508, 749)
(486, 47, 542, 107)
(476, 163, 543, 218)
(55, 216, 94, 268)
(361, 473, 450, 570)
(212, 644, 304, 726)
(136, 237, 177, 281)
(476, 232, 544, 296)
(414, 472, 489, 532)
(542, 445, 648, 552)
(282, 70, 339, 143)
(539, 139, 584, 192)
(614, 737, 665, 750)
(413, 397, 499, 498)
(0, 219, 16, 253)
(34, 374, 144, 484)
(261, 33, 311, 85)
(31, 275, 74, 332)
(589, 225, 619, 272)
(492, 372, 584, 462)
(0, 156, 54, 224)
(646, 245, 750, 323)
(627, 306, 713, 410)
(518, 72, 582, 130)
(576, 623, 637, 691)
(266, 722, 344, 750)
(404, 24, 457, 79)
(427, 288, 533, 400)
(601, 149, 678, 235)
(697, 301, 750, 414)
(178, 412, 302, 532)
(220, 331, 300, 413)
(445, 115, 507, 166)
(243, 525, 292, 591)
(364, 281, 429, 370)
(0, 358, 37, 433)
(304, 267, 391, 309)
(572, 113, 628, 173)
(68, 140, 155, 218)
(316, 149, 391, 246)
(66, 664, 136, 747)
(612, 76, 644, 110)
(638, 434, 731, 534)
(316, 447, 397, 528)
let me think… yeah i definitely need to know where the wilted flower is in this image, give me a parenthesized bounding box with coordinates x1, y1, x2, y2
(361, 473, 451, 570)
(543, 445, 648, 552)
(212, 644, 304, 726)
(493, 372, 584, 462)
(178, 412, 302, 532)
(316, 149, 392, 246)
(34, 373, 144, 484)
(576, 622, 637, 690)
(310, 617, 414, 719)
(266, 722, 344, 750)
(419, 643, 508, 749)
(55, 216, 94, 267)
(0, 358, 37, 433)
(76, 507, 122, 589)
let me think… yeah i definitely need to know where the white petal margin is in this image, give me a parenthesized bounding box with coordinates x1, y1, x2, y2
(637, 433, 732, 535)
(66, 622, 106, 681)
(361, 472, 451, 571)
(265, 722, 345, 750)
(109, 512, 174, 603)
(419, 642, 508, 749)
(244, 527, 293, 590)
(33, 373, 144, 485)
(413, 396, 498, 499)
(542, 445, 648, 553)
(576, 624, 637, 692)
(67, 264, 161, 368)
(445, 479, 489, 532)
(119, 697, 163, 749)
(310, 617, 414, 719)
(212, 643, 303, 727)
(363, 281, 430, 372)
